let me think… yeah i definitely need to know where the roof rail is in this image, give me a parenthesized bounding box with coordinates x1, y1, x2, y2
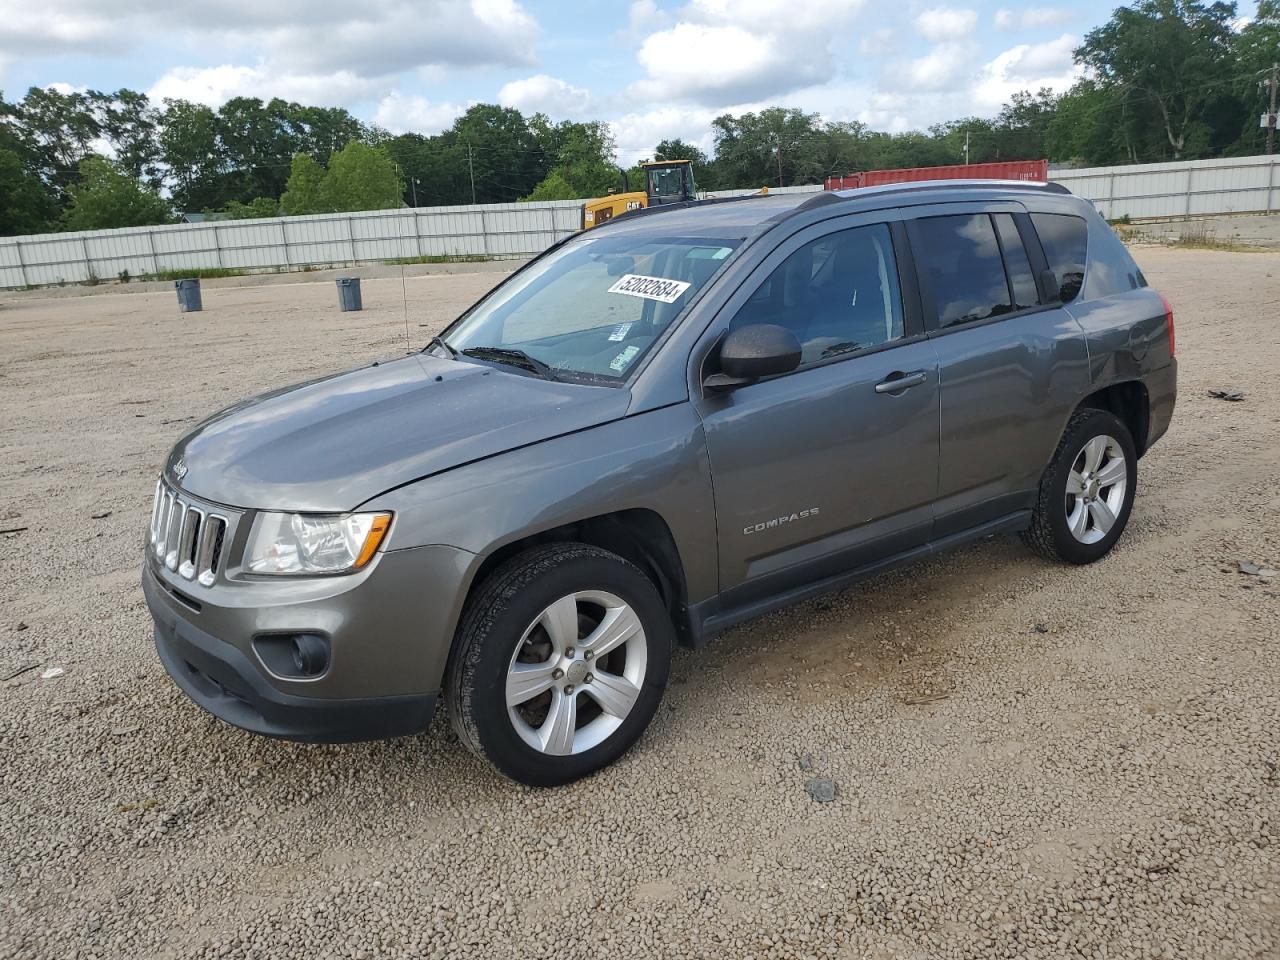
(830, 178, 1072, 199)
(588, 177, 1074, 236)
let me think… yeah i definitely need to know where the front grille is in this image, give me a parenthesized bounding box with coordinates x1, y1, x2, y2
(149, 479, 230, 587)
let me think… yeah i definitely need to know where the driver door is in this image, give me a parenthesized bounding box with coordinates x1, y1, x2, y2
(693, 215, 940, 606)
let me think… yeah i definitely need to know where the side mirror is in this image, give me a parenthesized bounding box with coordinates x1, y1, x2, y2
(705, 324, 802, 390)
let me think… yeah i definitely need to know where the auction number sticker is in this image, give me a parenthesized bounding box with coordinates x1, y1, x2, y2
(607, 273, 692, 304)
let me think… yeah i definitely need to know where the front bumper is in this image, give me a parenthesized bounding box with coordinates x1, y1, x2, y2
(143, 540, 475, 743)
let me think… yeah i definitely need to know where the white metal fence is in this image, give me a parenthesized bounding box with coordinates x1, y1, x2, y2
(1051, 154, 1280, 221)
(1, 157, 1276, 289)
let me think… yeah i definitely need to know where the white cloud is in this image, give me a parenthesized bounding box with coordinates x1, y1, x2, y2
(914, 7, 978, 43)
(0, 7, 126, 56)
(2, 0, 540, 101)
(251, 0, 539, 78)
(858, 28, 896, 57)
(904, 42, 977, 92)
(498, 74, 592, 117)
(622, 0, 670, 38)
(608, 106, 718, 164)
(972, 34, 1080, 111)
(628, 0, 870, 107)
(994, 7, 1073, 31)
(372, 92, 467, 134)
(148, 65, 384, 108)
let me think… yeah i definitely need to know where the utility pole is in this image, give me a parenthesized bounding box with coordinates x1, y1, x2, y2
(1266, 63, 1279, 156)
(775, 144, 783, 188)
(466, 141, 477, 204)
(964, 130, 971, 166)
(409, 177, 419, 207)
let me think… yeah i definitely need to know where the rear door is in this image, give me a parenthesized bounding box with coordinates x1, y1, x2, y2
(693, 214, 941, 604)
(906, 204, 1091, 536)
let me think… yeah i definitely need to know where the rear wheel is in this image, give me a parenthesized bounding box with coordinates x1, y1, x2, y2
(446, 543, 672, 786)
(1022, 408, 1137, 564)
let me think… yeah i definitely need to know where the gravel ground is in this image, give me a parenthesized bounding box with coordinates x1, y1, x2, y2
(1, 249, 1278, 960)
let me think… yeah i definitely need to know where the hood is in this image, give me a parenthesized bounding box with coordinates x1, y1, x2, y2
(165, 353, 630, 512)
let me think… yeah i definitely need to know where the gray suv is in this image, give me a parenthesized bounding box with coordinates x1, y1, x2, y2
(143, 181, 1176, 786)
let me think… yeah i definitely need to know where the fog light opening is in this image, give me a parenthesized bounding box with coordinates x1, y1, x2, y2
(290, 634, 328, 677)
(253, 633, 330, 680)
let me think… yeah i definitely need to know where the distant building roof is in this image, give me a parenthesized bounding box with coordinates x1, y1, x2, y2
(181, 212, 231, 224)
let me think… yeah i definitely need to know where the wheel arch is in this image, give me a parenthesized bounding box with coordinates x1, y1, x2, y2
(458, 508, 694, 649)
(1077, 379, 1151, 456)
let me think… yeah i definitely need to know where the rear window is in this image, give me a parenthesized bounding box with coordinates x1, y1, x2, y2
(1031, 213, 1087, 302)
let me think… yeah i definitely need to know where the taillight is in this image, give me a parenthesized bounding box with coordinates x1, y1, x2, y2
(1159, 293, 1175, 358)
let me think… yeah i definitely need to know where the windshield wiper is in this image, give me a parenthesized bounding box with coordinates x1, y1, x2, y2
(424, 335, 458, 359)
(460, 346, 560, 381)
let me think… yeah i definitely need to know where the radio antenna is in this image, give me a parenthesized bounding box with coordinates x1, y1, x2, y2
(396, 203, 412, 354)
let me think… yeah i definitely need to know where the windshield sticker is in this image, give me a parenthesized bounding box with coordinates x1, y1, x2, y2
(608, 322, 634, 342)
(609, 344, 641, 372)
(607, 273, 692, 304)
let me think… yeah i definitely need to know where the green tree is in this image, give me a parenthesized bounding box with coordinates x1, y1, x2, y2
(10, 86, 103, 199)
(525, 118, 619, 198)
(217, 197, 280, 219)
(60, 156, 171, 231)
(0, 94, 57, 235)
(322, 141, 402, 212)
(279, 154, 328, 215)
(1047, 80, 1132, 164)
(1228, 0, 1280, 154)
(711, 108, 827, 188)
(522, 170, 579, 201)
(1076, 0, 1237, 159)
(0, 146, 57, 235)
(452, 104, 546, 202)
(159, 99, 227, 212)
(98, 89, 161, 186)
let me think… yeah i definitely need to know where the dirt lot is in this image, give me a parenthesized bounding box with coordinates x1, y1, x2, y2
(1, 248, 1278, 960)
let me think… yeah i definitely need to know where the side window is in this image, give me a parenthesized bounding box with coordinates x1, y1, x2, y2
(1086, 222, 1147, 299)
(1031, 212, 1088, 302)
(992, 214, 1039, 310)
(730, 223, 905, 365)
(911, 214, 1012, 327)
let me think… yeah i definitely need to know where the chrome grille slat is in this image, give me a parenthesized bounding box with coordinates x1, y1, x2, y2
(163, 491, 183, 570)
(177, 506, 202, 580)
(148, 478, 236, 587)
(196, 515, 226, 587)
(149, 479, 164, 545)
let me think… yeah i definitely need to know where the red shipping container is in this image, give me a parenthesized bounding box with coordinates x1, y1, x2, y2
(824, 159, 1048, 191)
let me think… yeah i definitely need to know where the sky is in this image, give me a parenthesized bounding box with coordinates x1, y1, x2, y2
(0, 0, 1263, 164)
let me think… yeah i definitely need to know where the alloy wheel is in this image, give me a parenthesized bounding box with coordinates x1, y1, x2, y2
(1064, 434, 1128, 544)
(505, 590, 648, 755)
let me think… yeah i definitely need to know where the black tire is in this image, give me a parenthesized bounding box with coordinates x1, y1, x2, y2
(446, 543, 672, 787)
(1021, 408, 1138, 565)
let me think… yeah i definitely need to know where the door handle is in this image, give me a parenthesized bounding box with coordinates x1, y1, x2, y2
(875, 370, 928, 394)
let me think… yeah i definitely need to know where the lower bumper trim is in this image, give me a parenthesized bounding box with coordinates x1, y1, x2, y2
(146, 572, 436, 744)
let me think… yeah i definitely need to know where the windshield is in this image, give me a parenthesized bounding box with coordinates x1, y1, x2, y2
(443, 233, 738, 383)
(647, 166, 688, 201)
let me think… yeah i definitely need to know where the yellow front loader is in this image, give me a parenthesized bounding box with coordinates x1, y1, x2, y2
(581, 160, 698, 230)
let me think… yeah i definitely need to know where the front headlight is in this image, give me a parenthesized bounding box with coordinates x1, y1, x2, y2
(245, 512, 392, 576)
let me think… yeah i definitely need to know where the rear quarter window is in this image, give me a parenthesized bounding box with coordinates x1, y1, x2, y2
(1082, 221, 1148, 300)
(1031, 213, 1087, 302)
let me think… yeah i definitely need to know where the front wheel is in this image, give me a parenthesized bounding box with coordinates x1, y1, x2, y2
(446, 543, 672, 786)
(1022, 408, 1137, 564)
